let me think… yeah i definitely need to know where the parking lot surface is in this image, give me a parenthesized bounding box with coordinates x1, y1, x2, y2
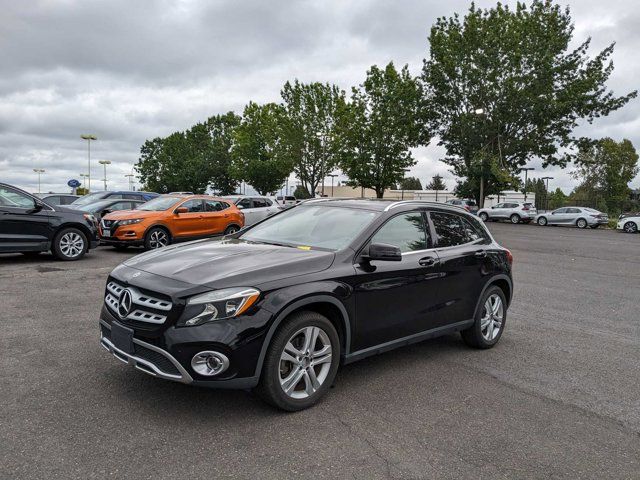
(1, 224, 639, 479)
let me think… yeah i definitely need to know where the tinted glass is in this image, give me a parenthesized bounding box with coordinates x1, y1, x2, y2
(204, 200, 228, 212)
(111, 202, 132, 211)
(108, 194, 124, 199)
(241, 205, 377, 251)
(264, 198, 273, 206)
(60, 196, 77, 205)
(253, 198, 268, 208)
(567, 208, 580, 214)
(431, 212, 483, 247)
(181, 199, 203, 212)
(494, 203, 505, 208)
(371, 213, 428, 253)
(123, 194, 141, 200)
(71, 192, 109, 206)
(45, 196, 62, 205)
(0, 186, 34, 208)
(238, 198, 252, 209)
(553, 208, 567, 214)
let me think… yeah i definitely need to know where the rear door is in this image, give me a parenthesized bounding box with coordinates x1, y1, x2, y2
(201, 199, 228, 234)
(429, 210, 490, 324)
(0, 186, 51, 252)
(353, 211, 443, 350)
(172, 199, 204, 237)
(236, 198, 257, 225)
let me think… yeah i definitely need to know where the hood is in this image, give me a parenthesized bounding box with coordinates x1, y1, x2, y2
(54, 205, 88, 215)
(103, 209, 161, 220)
(123, 238, 335, 288)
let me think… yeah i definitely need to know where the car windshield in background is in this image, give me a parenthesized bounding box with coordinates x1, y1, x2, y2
(240, 205, 378, 251)
(136, 196, 180, 211)
(71, 192, 107, 206)
(83, 200, 114, 213)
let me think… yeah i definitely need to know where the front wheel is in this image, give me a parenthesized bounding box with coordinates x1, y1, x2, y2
(461, 285, 507, 349)
(144, 227, 171, 250)
(576, 218, 588, 229)
(479, 212, 489, 222)
(52, 228, 88, 261)
(537, 216, 548, 226)
(624, 221, 638, 233)
(255, 311, 340, 411)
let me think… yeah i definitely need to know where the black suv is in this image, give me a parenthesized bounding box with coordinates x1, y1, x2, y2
(0, 183, 99, 260)
(99, 199, 513, 410)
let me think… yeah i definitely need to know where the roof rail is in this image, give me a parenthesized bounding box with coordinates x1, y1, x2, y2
(384, 200, 470, 212)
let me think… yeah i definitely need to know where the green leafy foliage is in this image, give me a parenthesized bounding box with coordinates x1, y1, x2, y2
(337, 63, 424, 198)
(293, 185, 311, 199)
(399, 176, 423, 190)
(425, 174, 446, 191)
(420, 0, 637, 204)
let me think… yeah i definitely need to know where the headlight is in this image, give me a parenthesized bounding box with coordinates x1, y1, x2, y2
(83, 213, 96, 223)
(179, 287, 260, 326)
(119, 218, 143, 226)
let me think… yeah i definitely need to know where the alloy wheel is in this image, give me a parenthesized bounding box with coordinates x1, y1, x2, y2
(577, 219, 587, 229)
(538, 217, 547, 226)
(279, 326, 332, 399)
(149, 230, 169, 249)
(624, 222, 637, 233)
(59, 232, 85, 258)
(480, 293, 503, 341)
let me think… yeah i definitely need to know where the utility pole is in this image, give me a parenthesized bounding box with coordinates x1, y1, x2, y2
(124, 174, 134, 190)
(81, 134, 97, 193)
(79, 173, 89, 191)
(327, 174, 338, 197)
(519, 167, 535, 201)
(542, 176, 554, 212)
(99, 160, 111, 190)
(33, 169, 45, 193)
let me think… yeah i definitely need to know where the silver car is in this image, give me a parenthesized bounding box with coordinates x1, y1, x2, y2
(534, 207, 609, 229)
(478, 202, 537, 224)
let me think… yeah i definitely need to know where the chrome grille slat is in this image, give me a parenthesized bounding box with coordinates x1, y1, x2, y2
(104, 280, 172, 324)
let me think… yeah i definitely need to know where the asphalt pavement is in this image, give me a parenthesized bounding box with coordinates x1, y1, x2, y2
(1, 223, 639, 479)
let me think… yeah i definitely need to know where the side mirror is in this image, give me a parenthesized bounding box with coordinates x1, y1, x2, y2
(236, 204, 244, 210)
(175, 207, 188, 214)
(30, 200, 44, 213)
(491, 206, 495, 209)
(364, 243, 402, 262)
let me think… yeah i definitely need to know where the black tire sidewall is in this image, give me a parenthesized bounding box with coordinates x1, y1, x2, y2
(479, 213, 488, 222)
(510, 214, 520, 224)
(462, 285, 507, 349)
(257, 312, 341, 411)
(624, 222, 637, 233)
(53, 227, 88, 261)
(144, 227, 170, 250)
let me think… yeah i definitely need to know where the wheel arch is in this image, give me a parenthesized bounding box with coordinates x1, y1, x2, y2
(473, 274, 513, 319)
(145, 223, 172, 239)
(253, 295, 351, 378)
(55, 222, 94, 250)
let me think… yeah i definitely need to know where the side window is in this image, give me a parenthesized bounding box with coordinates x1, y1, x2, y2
(370, 213, 429, 253)
(264, 198, 273, 207)
(111, 202, 131, 211)
(123, 194, 140, 200)
(204, 200, 227, 212)
(253, 198, 268, 208)
(61, 196, 76, 205)
(46, 196, 62, 205)
(567, 208, 580, 214)
(553, 208, 566, 214)
(0, 187, 35, 208)
(109, 194, 124, 199)
(237, 198, 252, 209)
(180, 199, 203, 213)
(494, 203, 504, 208)
(430, 212, 480, 247)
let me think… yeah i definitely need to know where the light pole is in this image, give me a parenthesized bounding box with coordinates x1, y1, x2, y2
(519, 167, 535, 201)
(316, 132, 327, 196)
(79, 173, 89, 191)
(98, 160, 111, 190)
(33, 168, 45, 193)
(81, 134, 97, 193)
(542, 176, 554, 212)
(125, 174, 134, 190)
(327, 174, 338, 197)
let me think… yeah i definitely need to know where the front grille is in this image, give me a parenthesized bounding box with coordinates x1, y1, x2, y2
(102, 219, 116, 228)
(105, 280, 173, 326)
(133, 343, 180, 375)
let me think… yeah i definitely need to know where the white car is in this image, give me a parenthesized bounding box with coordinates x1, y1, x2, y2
(223, 196, 282, 226)
(617, 214, 640, 233)
(478, 202, 537, 224)
(273, 195, 297, 208)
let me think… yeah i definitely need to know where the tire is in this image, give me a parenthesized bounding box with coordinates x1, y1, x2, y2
(52, 227, 88, 261)
(510, 214, 521, 224)
(144, 227, 171, 250)
(255, 311, 341, 411)
(461, 285, 507, 349)
(624, 221, 638, 233)
(224, 225, 240, 235)
(576, 218, 588, 229)
(537, 216, 548, 226)
(479, 212, 489, 222)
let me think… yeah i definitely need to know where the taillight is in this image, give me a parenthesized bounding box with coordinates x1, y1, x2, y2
(464, 205, 470, 211)
(522, 206, 530, 211)
(505, 249, 513, 265)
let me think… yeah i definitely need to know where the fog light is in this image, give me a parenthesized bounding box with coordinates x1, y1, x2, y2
(191, 351, 229, 376)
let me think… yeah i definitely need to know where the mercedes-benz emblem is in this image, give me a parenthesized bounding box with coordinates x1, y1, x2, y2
(118, 289, 133, 319)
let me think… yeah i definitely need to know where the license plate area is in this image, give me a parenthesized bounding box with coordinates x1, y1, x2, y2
(111, 322, 134, 354)
(103, 229, 111, 237)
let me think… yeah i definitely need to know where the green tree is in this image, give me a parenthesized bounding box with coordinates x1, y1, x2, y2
(572, 138, 639, 214)
(525, 178, 548, 210)
(426, 174, 446, 191)
(207, 112, 242, 195)
(420, 1, 637, 206)
(293, 185, 311, 199)
(399, 176, 423, 190)
(548, 187, 568, 210)
(337, 62, 423, 198)
(280, 80, 347, 197)
(232, 102, 293, 195)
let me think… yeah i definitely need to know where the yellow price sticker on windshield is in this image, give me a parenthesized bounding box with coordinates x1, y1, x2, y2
(297, 245, 311, 251)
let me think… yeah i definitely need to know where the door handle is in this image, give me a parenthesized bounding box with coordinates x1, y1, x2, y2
(418, 256, 438, 267)
(474, 249, 487, 258)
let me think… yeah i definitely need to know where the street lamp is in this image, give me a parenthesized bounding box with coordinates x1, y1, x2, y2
(33, 168, 45, 193)
(326, 174, 338, 197)
(98, 160, 111, 190)
(541, 176, 554, 212)
(519, 167, 535, 201)
(79, 173, 89, 191)
(124, 174, 135, 190)
(81, 134, 97, 193)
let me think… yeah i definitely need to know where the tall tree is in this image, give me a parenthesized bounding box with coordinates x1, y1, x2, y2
(420, 1, 637, 206)
(426, 174, 446, 191)
(337, 63, 423, 198)
(232, 102, 293, 195)
(572, 138, 639, 213)
(207, 112, 242, 195)
(399, 176, 423, 190)
(280, 80, 347, 197)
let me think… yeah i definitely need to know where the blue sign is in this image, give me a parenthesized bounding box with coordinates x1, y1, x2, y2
(68, 179, 81, 188)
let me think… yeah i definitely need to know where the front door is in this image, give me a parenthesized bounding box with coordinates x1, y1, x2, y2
(353, 211, 442, 351)
(0, 186, 51, 252)
(172, 199, 204, 237)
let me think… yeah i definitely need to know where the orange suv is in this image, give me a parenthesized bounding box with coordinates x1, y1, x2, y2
(99, 195, 244, 250)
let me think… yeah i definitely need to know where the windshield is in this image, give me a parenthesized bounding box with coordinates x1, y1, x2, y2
(72, 192, 109, 206)
(240, 205, 378, 251)
(137, 196, 180, 211)
(83, 200, 113, 213)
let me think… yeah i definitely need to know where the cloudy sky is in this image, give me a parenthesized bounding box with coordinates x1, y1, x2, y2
(1, 0, 638, 195)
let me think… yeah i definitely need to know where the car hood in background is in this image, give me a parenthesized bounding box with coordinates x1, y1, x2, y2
(123, 238, 335, 288)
